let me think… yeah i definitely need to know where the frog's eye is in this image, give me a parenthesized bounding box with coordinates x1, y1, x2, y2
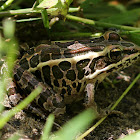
(108, 47, 123, 62)
(108, 32, 120, 41)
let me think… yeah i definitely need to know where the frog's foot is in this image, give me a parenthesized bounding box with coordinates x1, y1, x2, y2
(27, 102, 65, 119)
(98, 105, 124, 118)
(27, 104, 47, 119)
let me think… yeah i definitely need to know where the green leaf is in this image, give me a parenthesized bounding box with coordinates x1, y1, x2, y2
(40, 114, 55, 140)
(127, 32, 140, 46)
(81, 0, 120, 20)
(37, 0, 73, 16)
(3, 18, 15, 38)
(52, 109, 97, 140)
(38, 0, 59, 9)
(81, 0, 102, 7)
(41, 9, 49, 28)
(7, 134, 20, 140)
(100, 9, 140, 25)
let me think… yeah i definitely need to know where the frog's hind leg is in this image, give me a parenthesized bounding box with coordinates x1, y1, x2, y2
(7, 78, 23, 107)
(13, 65, 66, 117)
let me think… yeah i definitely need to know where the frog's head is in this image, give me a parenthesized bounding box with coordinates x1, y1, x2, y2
(84, 32, 140, 81)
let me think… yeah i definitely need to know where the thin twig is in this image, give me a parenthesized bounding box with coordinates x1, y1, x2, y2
(66, 14, 140, 31)
(0, 7, 80, 17)
(0, 0, 15, 11)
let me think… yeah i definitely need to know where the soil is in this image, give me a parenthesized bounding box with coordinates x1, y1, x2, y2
(1, 21, 140, 140)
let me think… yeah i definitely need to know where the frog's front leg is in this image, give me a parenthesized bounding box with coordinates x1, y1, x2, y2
(12, 65, 66, 117)
(84, 83, 98, 115)
(84, 82, 119, 117)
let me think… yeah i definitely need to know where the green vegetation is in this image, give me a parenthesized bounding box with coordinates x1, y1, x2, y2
(0, 0, 140, 139)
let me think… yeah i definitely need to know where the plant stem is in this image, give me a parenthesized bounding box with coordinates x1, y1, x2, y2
(66, 14, 140, 31)
(0, 7, 80, 17)
(50, 32, 95, 39)
(0, 0, 15, 11)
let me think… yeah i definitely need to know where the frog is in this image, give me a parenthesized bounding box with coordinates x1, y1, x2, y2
(8, 31, 140, 117)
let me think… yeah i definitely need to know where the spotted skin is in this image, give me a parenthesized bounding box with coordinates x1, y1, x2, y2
(59, 61, 71, 71)
(11, 31, 140, 116)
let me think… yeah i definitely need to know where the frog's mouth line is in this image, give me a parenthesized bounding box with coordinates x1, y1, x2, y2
(86, 52, 140, 80)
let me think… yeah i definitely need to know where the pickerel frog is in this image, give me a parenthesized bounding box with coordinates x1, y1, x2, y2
(9, 31, 140, 117)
